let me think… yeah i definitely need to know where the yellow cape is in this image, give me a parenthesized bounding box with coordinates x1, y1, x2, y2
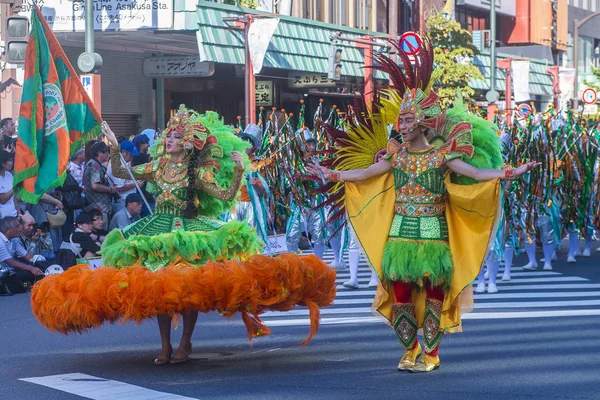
(345, 173, 501, 333)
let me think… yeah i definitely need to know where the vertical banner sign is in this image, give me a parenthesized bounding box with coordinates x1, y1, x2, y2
(511, 60, 530, 103)
(248, 18, 280, 75)
(558, 67, 576, 110)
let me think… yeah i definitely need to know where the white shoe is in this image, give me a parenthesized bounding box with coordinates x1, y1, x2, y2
(542, 264, 553, 271)
(343, 280, 360, 289)
(501, 274, 511, 281)
(522, 263, 538, 271)
(596, 247, 600, 252)
(368, 278, 379, 288)
(329, 262, 346, 270)
(475, 282, 486, 293)
(574, 250, 581, 257)
(583, 249, 591, 257)
(567, 256, 576, 263)
(487, 282, 498, 293)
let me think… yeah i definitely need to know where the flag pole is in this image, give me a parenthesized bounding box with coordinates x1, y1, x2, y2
(117, 152, 154, 215)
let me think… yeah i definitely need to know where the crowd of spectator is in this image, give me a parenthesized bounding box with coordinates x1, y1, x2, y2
(0, 122, 154, 295)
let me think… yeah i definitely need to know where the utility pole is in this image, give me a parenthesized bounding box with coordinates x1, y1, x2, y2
(486, 0, 500, 121)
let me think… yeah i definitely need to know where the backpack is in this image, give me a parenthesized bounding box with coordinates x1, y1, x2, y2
(60, 172, 88, 210)
(0, 267, 26, 296)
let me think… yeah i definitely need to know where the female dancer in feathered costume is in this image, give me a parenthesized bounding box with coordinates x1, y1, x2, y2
(309, 34, 539, 372)
(31, 107, 336, 365)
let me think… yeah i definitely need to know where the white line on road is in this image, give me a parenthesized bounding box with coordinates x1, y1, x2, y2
(260, 309, 600, 327)
(331, 291, 600, 305)
(335, 283, 600, 297)
(262, 298, 600, 318)
(20, 373, 199, 400)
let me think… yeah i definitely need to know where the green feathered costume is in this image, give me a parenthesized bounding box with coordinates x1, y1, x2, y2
(102, 108, 263, 271)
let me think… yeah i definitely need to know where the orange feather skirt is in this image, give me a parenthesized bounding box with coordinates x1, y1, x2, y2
(31, 254, 336, 344)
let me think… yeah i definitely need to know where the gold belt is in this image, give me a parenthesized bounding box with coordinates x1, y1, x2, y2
(394, 203, 445, 216)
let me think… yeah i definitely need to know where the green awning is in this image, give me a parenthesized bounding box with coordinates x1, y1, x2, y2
(470, 53, 554, 96)
(193, 0, 389, 79)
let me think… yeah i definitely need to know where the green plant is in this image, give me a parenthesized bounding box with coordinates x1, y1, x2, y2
(426, 13, 484, 107)
(222, 0, 259, 8)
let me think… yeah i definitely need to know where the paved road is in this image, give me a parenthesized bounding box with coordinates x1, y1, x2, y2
(1, 248, 600, 400)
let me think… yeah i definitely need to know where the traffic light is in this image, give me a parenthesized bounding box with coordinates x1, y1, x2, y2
(327, 43, 343, 81)
(5, 16, 29, 64)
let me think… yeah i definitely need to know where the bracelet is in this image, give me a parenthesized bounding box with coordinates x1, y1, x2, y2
(330, 171, 343, 182)
(503, 169, 516, 180)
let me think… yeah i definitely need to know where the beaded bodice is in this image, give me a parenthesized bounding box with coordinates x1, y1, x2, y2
(154, 166, 189, 215)
(391, 146, 448, 217)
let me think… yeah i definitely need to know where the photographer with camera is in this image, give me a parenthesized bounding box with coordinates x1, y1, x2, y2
(14, 213, 54, 261)
(82, 141, 116, 230)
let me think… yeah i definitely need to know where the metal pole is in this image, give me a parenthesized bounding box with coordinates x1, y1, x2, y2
(245, 16, 256, 125)
(85, 0, 94, 54)
(156, 78, 165, 130)
(490, 0, 496, 92)
(573, 21, 580, 109)
(118, 153, 154, 215)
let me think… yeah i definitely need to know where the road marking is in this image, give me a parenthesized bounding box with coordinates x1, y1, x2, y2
(331, 291, 600, 305)
(20, 373, 198, 400)
(262, 298, 600, 318)
(261, 309, 600, 327)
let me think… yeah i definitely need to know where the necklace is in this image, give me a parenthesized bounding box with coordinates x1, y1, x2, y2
(165, 159, 188, 178)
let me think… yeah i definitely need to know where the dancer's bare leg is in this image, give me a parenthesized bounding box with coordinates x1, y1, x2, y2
(155, 314, 172, 364)
(173, 311, 198, 362)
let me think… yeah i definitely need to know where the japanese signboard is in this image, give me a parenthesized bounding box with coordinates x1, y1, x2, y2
(142, 57, 214, 78)
(17, 0, 174, 31)
(288, 73, 336, 89)
(255, 81, 275, 106)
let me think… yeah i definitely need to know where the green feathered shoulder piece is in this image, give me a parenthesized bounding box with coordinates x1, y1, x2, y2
(430, 93, 502, 186)
(196, 111, 250, 217)
(148, 111, 250, 218)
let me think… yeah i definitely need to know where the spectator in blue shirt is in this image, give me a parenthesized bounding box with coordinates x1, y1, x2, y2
(109, 193, 143, 231)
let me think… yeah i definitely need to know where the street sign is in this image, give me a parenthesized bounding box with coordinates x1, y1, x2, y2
(582, 88, 597, 104)
(583, 104, 598, 115)
(399, 32, 423, 55)
(485, 90, 500, 103)
(142, 57, 215, 78)
(517, 103, 532, 117)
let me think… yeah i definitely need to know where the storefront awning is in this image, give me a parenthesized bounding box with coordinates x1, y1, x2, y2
(470, 53, 554, 97)
(191, 0, 388, 79)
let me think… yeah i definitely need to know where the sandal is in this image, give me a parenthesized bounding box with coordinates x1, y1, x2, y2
(171, 343, 192, 364)
(154, 345, 173, 365)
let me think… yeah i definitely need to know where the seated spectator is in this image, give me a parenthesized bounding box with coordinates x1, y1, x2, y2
(60, 213, 101, 259)
(88, 209, 108, 244)
(109, 193, 143, 231)
(0, 150, 20, 219)
(14, 213, 54, 260)
(0, 217, 46, 288)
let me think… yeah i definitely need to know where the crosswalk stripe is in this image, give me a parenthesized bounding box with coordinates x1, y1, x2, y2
(259, 309, 600, 327)
(20, 373, 198, 400)
(280, 250, 600, 327)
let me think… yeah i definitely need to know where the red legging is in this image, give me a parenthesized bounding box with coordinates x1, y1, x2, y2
(393, 281, 444, 303)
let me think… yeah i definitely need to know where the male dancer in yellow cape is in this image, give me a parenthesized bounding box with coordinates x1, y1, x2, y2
(308, 34, 539, 373)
